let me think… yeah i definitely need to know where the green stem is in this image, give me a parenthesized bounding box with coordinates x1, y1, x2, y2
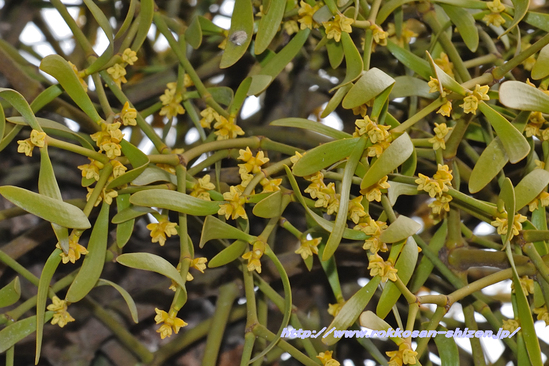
(493, 32, 549, 80)
(172, 165, 190, 312)
(0, 250, 40, 286)
(463, 304, 487, 366)
(47, 137, 109, 164)
(49, 0, 94, 55)
(415, 306, 446, 358)
(83, 163, 113, 217)
(522, 242, 549, 284)
(392, 98, 445, 133)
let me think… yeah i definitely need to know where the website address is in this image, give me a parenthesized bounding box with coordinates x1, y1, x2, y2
(281, 327, 520, 340)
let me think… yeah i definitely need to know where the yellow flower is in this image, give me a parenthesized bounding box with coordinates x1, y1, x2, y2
(107, 63, 127, 88)
(295, 236, 321, 259)
(187, 257, 208, 281)
(242, 240, 265, 273)
(502, 319, 520, 333)
(290, 151, 304, 166)
(315, 182, 340, 214)
(146, 216, 178, 246)
(434, 52, 454, 78)
(535, 160, 545, 169)
(56, 236, 88, 264)
(327, 301, 345, 317)
(387, 21, 418, 46)
(487, 0, 506, 13)
(47, 296, 75, 328)
(238, 147, 269, 175)
(159, 83, 185, 119)
(371, 23, 388, 47)
(473, 84, 490, 101)
(200, 107, 219, 129)
(429, 123, 452, 150)
(213, 115, 245, 140)
(190, 175, 216, 201)
(260, 177, 282, 192)
(437, 100, 452, 117)
(68, 61, 87, 91)
(78, 158, 104, 181)
(355, 217, 389, 253)
(461, 95, 479, 114)
(122, 48, 138, 65)
(298, 1, 320, 30)
(525, 112, 545, 137)
(154, 308, 188, 339)
(30, 130, 46, 147)
(352, 104, 368, 117)
(347, 196, 367, 224)
(523, 53, 536, 71)
(218, 30, 229, 50)
(354, 116, 391, 142)
(361, 176, 390, 202)
(428, 77, 445, 96)
(218, 186, 248, 220)
(511, 276, 535, 295)
(415, 174, 441, 198)
(317, 350, 340, 366)
(103, 142, 122, 159)
(323, 14, 353, 43)
(368, 253, 398, 282)
(490, 212, 526, 239)
(305, 171, 326, 199)
(283, 20, 299, 35)
(121, 101, 137, 126)
(184, 74, 194, 88)
(433, 164, 453, 187)
(111, 160, 127, 179)
(528, 191, 549, 211)
(429, 193, 452, 216)
(483, 12, 506, 27)
(17, 139, 34, 156)
(91, 122, 124, 159)
(533, 306, 549, 326)
(387, 343, 417, 366)
(367, 140, 391, 158)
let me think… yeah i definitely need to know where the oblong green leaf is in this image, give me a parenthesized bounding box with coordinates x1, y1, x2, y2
(65, 202, 110, 303)
(361, 133, 413, 190)
(107, 140, 150, 189)
(359, 310, 392, 332)
(500, 178, 515, 245)
(322, 277, 381, 346)
(499, 80, 549, 113)
(0, 104, 4, 141)
(208, 240, 248, 268)
(501, 0, 529, 37)
(112, 205, 155, 224)
(469, 137, 508, 193)
(478, 101, 530, 164)
(326, 38, 344, 69)
(343, 68, 395, 109)
(116, 194, 134, 248)
(440, 4, 478, 52)
(434, 324, 460, 366)
(331, 32, 363, 90)
(391, 76, 435, 99)
(30, 85, 64, 113)
(0, 277, 20, 308)
(130, 189, 220, 215)
(131, 0, 153, 50)
(0, 313, 53, 354)
(321, 83, 352, 118)
(379, 215, 422, 243)
(515, 169, 549, 211)
(255, 0, 286, 54)
(199, 215, 255, 248)
(426, 52, 466, 96)
(114, 0, 137, 40)
(0, 88, 41, 131)
(185, 16, 203, 49)
(532, 44, 549, 80)
(270, 118, 352, 140)
(220, 0, 253, 68)
(116, 252, 186, 289)
(386, 40, 431, 80)
(96, 279, 138, 323)
(293, 138, 361, 177)
(252, 190, 289, 218)
(0, 186, 90, 229)
(39, 55, 102, 123)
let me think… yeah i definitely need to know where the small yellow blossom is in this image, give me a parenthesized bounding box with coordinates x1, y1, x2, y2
(91, 122, 124, 159)
(535, 159, 546, 170)
(483, 12, 506, 27)
(214, 115, 245, 140)
(371, 23, 388, 48)
(348, 196, 367, 224)
(295, 236, 321, 259)
(121, 101, 137, 126)
(56, 237, 88, 264)
(85, 187, 118, 207)
(368, 253, 398, 282)
(154, 308, 188, 339)
(184, 74, 194, 88)
(354, 217, 389, 253)
(361, 176, 390, 202)
(323, 14, 353, 43)
(242, 240, 265, 273)
(260, 177, 282, 192)
(122, 48, 138, 65)
(186, 257, 208, 281)
(238, 147, 269, 175)
(491, 212, 526, 239)
(111, 160, 127, 179)
(146, 216, 178, 246)
(284, 20, 299, 35)
(317, 350, 340, 366)
(17, 139, 34, 157)
(429, 123, 452, 150)
(218, 186, 248, 220)
(47, 296, 75, 328)
(354, 116, 391, 142)
(200, 107, 219, 129)
(78, 158, 104, 181)
(511, 276, 535, 295)
(461, 95, 479, 114)
(434, 52, 454, 78)
(523, 53, 536, 71)
(437, 100, 453, 117)
(387, 22, 418, 46)
(528, 191, 549, 211)
(387, 343, 418, 365)
(533, 306, 549, 326)
(190, 175, 216, 201)
(429, 193, 453, 216)
(218, 30, 229, 50)
(487, 0, 506, 13)
(160, 82, 185, 119)
(68, 61, 88, 91)
(502, 319, 520, 333)
(415, 174, 442, 198)
(107, 63, 127, 88)
(327, 301, 345, 317)
(290, 151, 304, 166)
(298, 1, 320, 30)
(304, 171, 325, 199)
(367, 140, 391, 158)
(525, 112, 545, 137)
(472, 84, 490, 101)
(103, 142, 122, 159)
(315, 182, 340, 214)
(30, 130, 46, 147)
(428, 77, 445, 96)
(433, 164, 453, 186)
(352, 104, 368, 117)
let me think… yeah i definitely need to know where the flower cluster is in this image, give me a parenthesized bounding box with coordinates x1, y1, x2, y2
(190, 175, 216, 201)
(56, 236, 88, 264)
(490, 211, 526, 240)
(86, 186, 118, 206)
(511, 276, 534, 295)
(434, 52, 454, 78)
(295, 235, 321, 259)
(368, 253, 398, 282)
(317, 350, 341, 366)
(502, 319, 520, 333)
(347, 196, 367, 224)
(428, 123, 452, 150)
(242, 239, 265, 273)
(483, 0, 506, 27)
(461, 84, 490, 114)
(525, 111, 546, 138)
(154, 308, 187, 339)
(146, 216, 178, 246)
(160, 82, 186, 119)
(47, 296, 75, 328)
(361, 176, 391, 202)
(386, 342, 418, 366)
(427, 77, 453, 116)
(17, 129, 46, 157)
(527, 190, 549, 211)
(354, 217, 389, 254)
(200, 107, 245, 140)
(370, 23, 388, 51)
(415, 164, 453, 217)
(303, 172, 340, 214)
(298, 0, 321, 30)
(91, 122, 124, 159)
(218, 186, 248, 220)
(119, 101, 137, 126)
(186, 257, 208, 281)
(533, 305, 549, 326)
(323, 13, 353, 42)
(353, 117, 392, 157)
(106, 48, 137, 88)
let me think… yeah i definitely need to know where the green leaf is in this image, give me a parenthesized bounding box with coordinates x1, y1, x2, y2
(501, 0, 529, 37)
(358, 310, 392, 331)
(247, 75, 274, 96)
(30, 85, 64, 113)
(116, 252, 187, 289)
(386, 40, 431, 80)
(114, 0, 137, 40)
(220, 0, 254, 68)
(65, 202, 110, 303)
(199, 215, 255, 248)
(96, 279, 138, 323)
(426, 52, 466, 96)
(478, 101, 530, 164)
(326, 38, 344, 69)
(0, 88, 42, 131)
(499, 80, 549, 113)
(376, 237, 418, 319)
(361, 133, 414, 190)
(186, 87, 234, 106)
(532, 44, 549, 80)
(331, 32, 363, 91)
(255, 0, 286, 54)
(112, 205, 155, 224)
(293, 138, 361, 177)
(208, 240, 248, 268)
(39, 55, 102, 123)
(434, 325, 460, 366)
(186, 16, 204, 49)
(107, 140, 150, 189)
(0, 186, 90, 229)
(0, 277, 20, 308)
(379, 215, 422, 243)
(252, 190, 291, 218)
(270, 117, 352, 140)
(131, 0, 153, 50)
(323, 138, 366, 260)
(524, 11, 549, 32)
(469, 137, 508, 193)
(387, 182, 419, 206)
(377, 0, 415, 24)
(500, 177, 515, 246)
(116, 194, 134, 248)
(440, 4, 478, 52)
(343, 68, 395, 109)
(130, 189, 220, 216)
(321, 83, 352, 118)
(0, 313, 53, 354)
(0, 104, 4, 140)
(515, 169, 549, 211)
(391, 76, 435, 99)
(322, 277, 381, 346)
